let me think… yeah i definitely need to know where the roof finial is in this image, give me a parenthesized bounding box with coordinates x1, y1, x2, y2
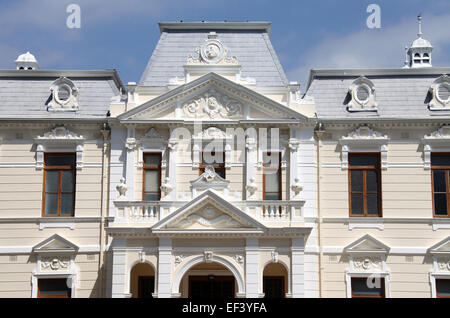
(417, 13, 423, 38)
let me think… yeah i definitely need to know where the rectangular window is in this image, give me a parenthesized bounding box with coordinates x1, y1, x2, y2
(431, 153, 450, 217)
(348, 153, 382, 217)
(436, 279, 450, 298)
(42, 153, 76, 217)
(38, 278, 71, 298)
(199, 151, 225, 179)
(143, 153, 162, 201)
(263, 152, 281, 200)
(351, 277, 385, 298)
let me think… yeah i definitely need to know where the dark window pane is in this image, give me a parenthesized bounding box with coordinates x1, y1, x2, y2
(432, 154, 450, 167)
(265, 171, 280, 193)
(45, 171, 59, 192)
(44, 193, 58, 215)
(45, 154, 76, 167)
(433, 170, 447, 193)
(367, 193, 380, 215)
(351, 171, 363, 192)
(265, 193, 281, 201)
(60, 193, 74, 215)
(144, 170, 159, 192)
(351, 193, 364, 214)
(366, 170, 379, 193)
(349, 154, 379, 167)
(144, 193, 159, 201)
(144, 154, 161, 166)
(38, 279, 71, 297)
(434, 194, 448, 215)
(436, 279, 450, 297)
(352, 278, 384, 297)
(61, 171, 74, 192)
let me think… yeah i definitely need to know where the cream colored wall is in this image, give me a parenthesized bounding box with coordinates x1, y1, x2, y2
(318, 126, 450, 298)
(0, 127, 107, 298)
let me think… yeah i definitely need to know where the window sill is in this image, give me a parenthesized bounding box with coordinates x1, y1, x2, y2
(348, 219, 384, 230)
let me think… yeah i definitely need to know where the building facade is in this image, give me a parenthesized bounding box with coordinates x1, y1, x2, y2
(0, 20, 448, 298)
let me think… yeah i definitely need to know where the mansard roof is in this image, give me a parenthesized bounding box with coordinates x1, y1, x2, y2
(306, 67, 450, 121)
(139, 21, 288, 87)
(0, 69, 124, 120)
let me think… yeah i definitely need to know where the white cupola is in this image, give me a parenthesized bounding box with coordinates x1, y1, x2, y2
(404, 15, 433, 68)
(15, 51, 39, 70)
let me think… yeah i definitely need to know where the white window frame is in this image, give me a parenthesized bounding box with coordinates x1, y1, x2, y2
(339, 126, 389, 170)
(34, 127, 85, 170)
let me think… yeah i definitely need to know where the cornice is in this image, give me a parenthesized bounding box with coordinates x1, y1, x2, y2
(158, 21, 271, 35)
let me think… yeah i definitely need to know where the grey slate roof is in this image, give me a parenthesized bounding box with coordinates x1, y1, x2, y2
(306, 68, 450, 120)
(139, 22, 288, 87)
(0, 70, 123, 120)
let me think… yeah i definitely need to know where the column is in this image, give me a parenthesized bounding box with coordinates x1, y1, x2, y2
(157, 238, 172, 298)
(291, 237, 305, 298)
(289, 128, 300, 200)
(125, 126, 136, 200)
(110, 238, 127, 298)
(245, 238, 259, 297)
(168, 131, 178, 201)
(245, 136, 257, 200)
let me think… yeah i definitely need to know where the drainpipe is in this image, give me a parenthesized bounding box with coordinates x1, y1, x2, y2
(99, 122, 111, 298)
(314, 122, 325, 298)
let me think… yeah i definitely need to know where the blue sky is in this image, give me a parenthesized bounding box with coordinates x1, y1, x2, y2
(0, 0, 449, 90)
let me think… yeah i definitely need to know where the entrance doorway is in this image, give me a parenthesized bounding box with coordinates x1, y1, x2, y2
(263, 263, 288, 298)
(189, 276, 235, 298)
(130, 263, 155, 298)
(180, 262, 237, 298)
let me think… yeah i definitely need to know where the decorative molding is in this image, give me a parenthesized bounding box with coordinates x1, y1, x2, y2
(422, 126, 450, 169)
(347, 76, 378, 112)
(34, 126, 85, 170)
(428, 75, 450, 110)
(116, 178, 128, 200)
(48, 77, 79, 112)
(204, 251, 214, 263)
(187, 32, 238, 65)
(340, 126, 389, 169)
(352, 256, 382, 271)
(41, 257, 70, 271)
(183, 89, 242, 119)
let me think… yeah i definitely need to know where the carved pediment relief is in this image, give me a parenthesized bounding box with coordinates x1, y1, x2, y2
(183, 89, 242, 119)
(169, 206, 246, 229)
(341, 126, 388, 142)
(35, 126, 84, 142)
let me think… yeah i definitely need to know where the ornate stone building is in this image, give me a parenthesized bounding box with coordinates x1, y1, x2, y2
(0, 19, 448, 298)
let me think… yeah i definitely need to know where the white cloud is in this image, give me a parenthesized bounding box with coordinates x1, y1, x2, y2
(287, 13, 450, 90)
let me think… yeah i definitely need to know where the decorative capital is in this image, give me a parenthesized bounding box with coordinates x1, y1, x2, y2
(125, 138, 137, 150)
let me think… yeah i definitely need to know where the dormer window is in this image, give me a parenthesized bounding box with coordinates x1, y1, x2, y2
(48, 77, 79, 112)
(429, 75, 450, 110)
(437, 83, 450, 105)
(347, 77, 377, 112)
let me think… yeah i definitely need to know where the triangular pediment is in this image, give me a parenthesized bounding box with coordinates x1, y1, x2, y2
(428, 236, 450, 255)
(344, 235, 389, 254)
(152, 190, 265, 233)
(118, 73, 306, 122)
(33, 234, 79, 254)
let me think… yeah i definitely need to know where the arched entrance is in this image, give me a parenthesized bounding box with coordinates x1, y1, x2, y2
(263, 263, 288, 298)
(130, 263, 155, 298)
(178, 262, 237, 298)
